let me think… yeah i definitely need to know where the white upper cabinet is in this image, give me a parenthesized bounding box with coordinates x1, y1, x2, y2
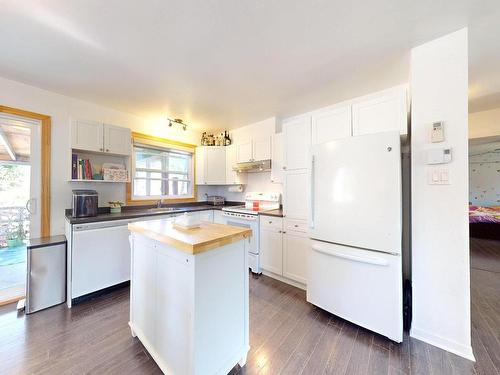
(225, 145, 247, 185)
(103, 124, 131, 155)
(236, 136, 271, 163)
(283, 170, 309, 220)
(311, 105, 351, 145)
(195, 146, 226, 185)
(253, 135, 271, 161)
(71, 120, 131, 155)
(283, 116, 311, 171)
(352, 87, 407, 136)
(271, 133, 284, 184)
(71, 120, 103, 152)
(236, 140, 253, 163)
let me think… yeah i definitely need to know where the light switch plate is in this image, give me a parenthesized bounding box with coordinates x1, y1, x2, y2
(427, 168, 451, 185)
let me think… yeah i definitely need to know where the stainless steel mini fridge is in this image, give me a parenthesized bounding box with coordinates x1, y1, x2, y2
(26, 236, 67, 314)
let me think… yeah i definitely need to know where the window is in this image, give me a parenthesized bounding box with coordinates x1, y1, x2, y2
(132, 143, 194, 200)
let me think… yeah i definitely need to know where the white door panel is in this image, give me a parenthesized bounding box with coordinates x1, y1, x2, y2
(103, 124, 131, 155)
(307, 240, 402, 342)
(312, 105, 351, 145)
(236, 141, 253, 163)
(283, 117, 311, 170)
(283, 231, 308, 284)
(71, 120, 103, 152)
(352, 91, 407, 136)
(271, 133, 284, 184)
(310, 131, 402, 254)
(253, 135, 271, 161)
(260, 228, 282, 275)
(205, 147, 226, 184)
(283, 170, 309, 220)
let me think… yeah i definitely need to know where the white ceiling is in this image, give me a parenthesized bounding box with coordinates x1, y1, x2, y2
(1, 1, 499, 130)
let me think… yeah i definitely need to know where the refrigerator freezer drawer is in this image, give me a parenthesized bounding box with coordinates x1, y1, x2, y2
(307, 240, 403, 342)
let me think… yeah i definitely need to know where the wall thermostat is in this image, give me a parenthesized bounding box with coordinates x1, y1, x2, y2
(426, 148, 452, 164)
(431, 121, 445, 143)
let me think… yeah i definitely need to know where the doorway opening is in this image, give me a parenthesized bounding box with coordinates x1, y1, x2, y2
(0, 113, 41, 305)
(467, 132, 500, 371)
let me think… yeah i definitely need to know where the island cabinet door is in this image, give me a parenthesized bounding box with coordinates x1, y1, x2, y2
(130, 237, 158, 346)
(155, 250, 194, 375)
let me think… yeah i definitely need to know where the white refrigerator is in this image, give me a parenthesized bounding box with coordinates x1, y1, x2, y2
(307, 131, 403, 342)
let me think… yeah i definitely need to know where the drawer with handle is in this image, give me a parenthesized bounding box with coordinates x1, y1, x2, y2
(284, 218, 308, 233)
(259, 216, 283, 230)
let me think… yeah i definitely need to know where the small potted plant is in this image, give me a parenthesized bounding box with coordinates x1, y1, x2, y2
(109, 201, 125, 214)
(6, 220, 26, 247)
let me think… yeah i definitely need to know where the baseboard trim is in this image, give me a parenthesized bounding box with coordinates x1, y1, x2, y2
(261, 270, 306, 290)
(410, 326, 475, 362)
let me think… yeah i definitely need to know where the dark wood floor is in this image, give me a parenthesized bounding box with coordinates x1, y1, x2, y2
(0, 238, 498, 375)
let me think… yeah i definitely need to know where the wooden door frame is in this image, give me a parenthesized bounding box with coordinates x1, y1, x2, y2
(0, 105, 51, 237)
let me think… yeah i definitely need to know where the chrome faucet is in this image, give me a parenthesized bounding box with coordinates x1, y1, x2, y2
(156, 199, 162, 208)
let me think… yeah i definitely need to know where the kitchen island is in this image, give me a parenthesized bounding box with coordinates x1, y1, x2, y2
(128, 219, 252, 375)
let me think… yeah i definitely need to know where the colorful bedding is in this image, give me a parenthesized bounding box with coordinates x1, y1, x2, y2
(469, 205, 500, 224)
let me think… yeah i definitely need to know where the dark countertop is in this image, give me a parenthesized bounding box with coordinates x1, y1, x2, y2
(65, 202, 243, 224)
(27, 235, 67, 250)
(259, 208, 284, 218)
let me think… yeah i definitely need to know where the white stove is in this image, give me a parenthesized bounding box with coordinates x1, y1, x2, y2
(221, 192, 281, 273)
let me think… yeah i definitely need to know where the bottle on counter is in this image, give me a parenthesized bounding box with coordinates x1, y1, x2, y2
(224, 131, 231, 146)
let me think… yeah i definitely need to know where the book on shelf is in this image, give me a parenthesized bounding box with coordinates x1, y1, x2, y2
(75, 157, 93, 180)
(72, 154, 78, 179)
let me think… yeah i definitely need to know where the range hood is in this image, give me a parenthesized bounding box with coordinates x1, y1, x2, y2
(233, 159, 271, 173)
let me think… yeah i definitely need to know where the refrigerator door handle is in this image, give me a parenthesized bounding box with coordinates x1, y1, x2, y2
(309, 154, 315, 229)
(312, 243, 389, 266)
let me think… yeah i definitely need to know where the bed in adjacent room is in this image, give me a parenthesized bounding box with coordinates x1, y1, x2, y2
(469, 205, 500, 240)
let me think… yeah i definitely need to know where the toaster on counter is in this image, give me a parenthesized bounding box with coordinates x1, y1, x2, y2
(206, 195, 225, 206)
(72, 190, 98, 218)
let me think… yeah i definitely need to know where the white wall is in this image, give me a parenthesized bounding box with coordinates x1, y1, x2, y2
(469, 141, 500, 206)
(410, 29, 473, 360)
(469, 107, 500, 139)
(0, 76, 201, 235)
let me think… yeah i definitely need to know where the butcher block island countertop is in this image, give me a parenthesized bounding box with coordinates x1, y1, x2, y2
(128, 218, 251, 375)
(128, 220, 252, 254)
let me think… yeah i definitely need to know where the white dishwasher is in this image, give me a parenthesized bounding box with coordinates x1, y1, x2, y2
(71, 219, 132, 300)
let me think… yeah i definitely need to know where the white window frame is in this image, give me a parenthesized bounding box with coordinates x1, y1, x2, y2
(131, 142, 195, 201)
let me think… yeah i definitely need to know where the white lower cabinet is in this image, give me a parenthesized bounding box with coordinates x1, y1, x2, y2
(197, 210, 214, 222)
(259, 216, 307, 286)
(283, 228, 309, 284)
(259, 217, 283, 275)
(213, 210, 225, 224)
(67, 210, 216, 306)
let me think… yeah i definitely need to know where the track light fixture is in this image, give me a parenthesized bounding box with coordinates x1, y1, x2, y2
(167, 118, 188, 131)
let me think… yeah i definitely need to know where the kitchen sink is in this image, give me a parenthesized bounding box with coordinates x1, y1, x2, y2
(147, 207, 183, 213)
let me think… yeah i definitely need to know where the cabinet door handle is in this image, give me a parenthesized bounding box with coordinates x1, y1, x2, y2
(268, 221, 273, 224)
(106, 148, 109, 152)
(99, 148, 103, 151)
(282, 231, 286, 234)
(283, 166, 287, 170)
(294, 224, 299, 227)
